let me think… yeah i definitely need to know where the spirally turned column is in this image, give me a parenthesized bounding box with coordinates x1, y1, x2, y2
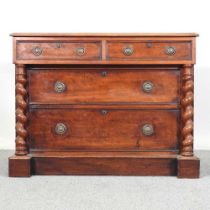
(15, 64, 28, 155)
(181, 64, 194, 156)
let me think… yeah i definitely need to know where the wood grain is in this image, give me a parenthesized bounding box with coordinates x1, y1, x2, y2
(107, 41, 192, 61)
(28, 67, 180, 104)
(32, 156, 177, 176)
(17, 41, 101, 60)
(29, 109, 179, 151)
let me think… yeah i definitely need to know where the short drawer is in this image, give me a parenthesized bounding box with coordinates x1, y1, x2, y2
(107, 41, 192, 61)
(16, 41, 102, 60)
(28, 68, 180, 104)
(29, 109, 179, 151)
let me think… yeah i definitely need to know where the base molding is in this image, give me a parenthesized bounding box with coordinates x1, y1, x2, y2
(33, 156, 177, 176)
(8, 152, 200, 178)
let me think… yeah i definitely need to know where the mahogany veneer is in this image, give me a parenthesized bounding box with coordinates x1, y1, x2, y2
(9, 33, 199, 178)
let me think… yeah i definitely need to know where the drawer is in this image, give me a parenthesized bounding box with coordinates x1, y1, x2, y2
(16, 41, 101, 60)
(28, 68, 180, 104)
(107, 41, 192, 61)
(29, 109, 179, 151)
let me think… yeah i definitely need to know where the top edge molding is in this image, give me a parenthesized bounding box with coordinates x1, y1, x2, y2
(11, 33, 199, 37)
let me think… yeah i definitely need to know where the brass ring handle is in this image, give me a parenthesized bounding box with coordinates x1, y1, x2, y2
(123, 47, 134, 56)
(32, 46, 43, 56)
(55, 123, 67, 135)
(54, 81, 66, 93)
(165, 46, 176, 55)
(142, 81, 154, 93)
(142, 124, 154, 136)
(76, 47, 86, 56)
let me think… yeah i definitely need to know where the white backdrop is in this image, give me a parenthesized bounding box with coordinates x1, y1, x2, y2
(0, 0, 209, 150)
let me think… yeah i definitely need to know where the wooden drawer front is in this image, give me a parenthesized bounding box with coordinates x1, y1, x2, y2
(107, 41, 192, 61)
(29, 109, 179, 151)
(28, 68, 180, 104)
(16, 41, 101, 60)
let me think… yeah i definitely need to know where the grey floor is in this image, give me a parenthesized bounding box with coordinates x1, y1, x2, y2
(0, 150, 209, 210)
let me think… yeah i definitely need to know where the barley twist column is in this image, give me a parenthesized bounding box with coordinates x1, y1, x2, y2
(181, 64, 194, 156)
(15, 64, 28, 155)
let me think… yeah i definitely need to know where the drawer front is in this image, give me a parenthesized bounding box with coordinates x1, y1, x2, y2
(29, 109, 179, 151)
(107, 41, 192, 61)
(28, 68, 180, 104)
(16, 41, 101, 60)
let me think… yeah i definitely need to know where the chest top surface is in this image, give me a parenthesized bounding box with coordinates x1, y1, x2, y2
(11, 33, 198, 37)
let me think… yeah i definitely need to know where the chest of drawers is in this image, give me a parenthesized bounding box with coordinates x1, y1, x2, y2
(9, 33, 199, 178)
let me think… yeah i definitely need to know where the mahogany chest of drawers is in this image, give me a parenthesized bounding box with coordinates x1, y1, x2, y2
(9, 33, 199, 178)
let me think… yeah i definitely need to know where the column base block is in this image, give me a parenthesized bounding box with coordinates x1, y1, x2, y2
(9, 155, 31, 177)
(177, 156, 200, 178)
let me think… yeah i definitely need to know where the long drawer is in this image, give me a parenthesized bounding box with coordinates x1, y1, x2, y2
(29, 109, 179, 151)
(28, 68, 180, 104)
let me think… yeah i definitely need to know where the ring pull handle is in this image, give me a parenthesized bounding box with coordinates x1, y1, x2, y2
(123, 46, 134, 56)
(165, 46, 176, 55)
(55, 123, 67, 135)
(54, 81, 66, 93)
(142, 124, 154, 136)
(76, 47, 86, 56)
(101, 110, 108, 115)
(32, 46, 43, 56)
(101, 71, 108, 77)
(56, 42, 62, 48)
(142, 81, 154, 93)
